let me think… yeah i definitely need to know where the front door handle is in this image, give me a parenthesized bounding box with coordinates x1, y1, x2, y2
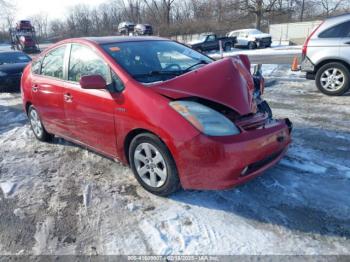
(64, 93, 73, 103)
(32, 84, 38, 92)
(344, 41, 350, 45)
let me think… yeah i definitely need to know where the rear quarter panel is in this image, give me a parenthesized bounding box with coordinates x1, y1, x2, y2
(307, 38, 341, 65)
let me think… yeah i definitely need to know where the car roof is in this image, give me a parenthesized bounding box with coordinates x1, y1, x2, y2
(82, 36, 167, 45)
(237, 29, 260, 32)
(314, 13, 350, 36)
(326, 12, 350, 21)
(0, 50, 27, 55)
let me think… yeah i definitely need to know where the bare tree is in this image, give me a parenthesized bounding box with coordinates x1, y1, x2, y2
(143, 0, 176, 25)
(29, 13, 49, 39)
(320, 0, 344, 16)
(0, 0, 16, 28)
(300, 0, 305, 21)
(240, 0, 279, 29)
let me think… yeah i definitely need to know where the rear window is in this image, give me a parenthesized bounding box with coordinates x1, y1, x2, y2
(319, 21, 350, 38)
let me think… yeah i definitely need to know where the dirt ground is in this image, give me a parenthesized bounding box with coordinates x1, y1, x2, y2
(0, 65, 349, 255)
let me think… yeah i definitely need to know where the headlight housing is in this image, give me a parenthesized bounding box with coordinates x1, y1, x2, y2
(0, 71, 7, 77)
(170, 100, 240, 136)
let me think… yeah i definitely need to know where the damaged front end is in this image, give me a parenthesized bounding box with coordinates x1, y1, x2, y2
(150, 56, 292, 136)
(148, 56, 292, 190)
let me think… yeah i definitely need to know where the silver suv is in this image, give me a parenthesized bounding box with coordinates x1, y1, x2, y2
(301, 14, 350, 96)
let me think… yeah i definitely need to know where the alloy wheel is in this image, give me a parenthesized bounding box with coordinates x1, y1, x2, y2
(30, 109, 43, 138)
(133, 142, 167, 188)
(320, 68, 345, 92)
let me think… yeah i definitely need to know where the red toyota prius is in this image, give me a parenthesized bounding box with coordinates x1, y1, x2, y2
(21, 36, 292, 196)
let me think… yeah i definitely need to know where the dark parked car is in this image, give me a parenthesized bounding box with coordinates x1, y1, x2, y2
(0, 51, 31, 92)
(16, 20, 34, 31)
(188, 33, 237, 52)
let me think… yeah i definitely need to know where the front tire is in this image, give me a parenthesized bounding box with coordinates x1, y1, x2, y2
(129, 133, 181, 196)
(28, 106, 53, 142)
(315, 62, 350, 96)
(248, 41, 257, 50)
(258, 101, 273, 119)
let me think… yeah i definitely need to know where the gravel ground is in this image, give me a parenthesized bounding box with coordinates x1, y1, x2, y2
(0, 65, 349, 255)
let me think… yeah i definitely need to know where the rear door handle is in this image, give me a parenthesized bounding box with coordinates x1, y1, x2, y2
(344, 41, 350, 45)
(32, 84, 38, 92)
(64, 93, 73, 103)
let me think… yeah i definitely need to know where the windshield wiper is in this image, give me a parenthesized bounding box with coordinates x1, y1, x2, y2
(134, 70, 183, 78)
(184, 60, 209, 72)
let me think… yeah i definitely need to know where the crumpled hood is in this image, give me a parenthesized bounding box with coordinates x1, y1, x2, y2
(150, 56, 255, 116)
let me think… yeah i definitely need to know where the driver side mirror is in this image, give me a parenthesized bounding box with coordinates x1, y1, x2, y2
(80, 75, 106, 89)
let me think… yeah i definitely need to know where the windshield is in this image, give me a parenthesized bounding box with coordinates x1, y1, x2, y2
(197, 35, 208, 42)
(102, 40, 213, 83)
(0, 52, 31, 65)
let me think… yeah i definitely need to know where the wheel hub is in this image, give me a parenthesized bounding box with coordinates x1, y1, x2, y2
(134, 142, 167, 188)
(30, 109, 43, 137)
(320, 68, 345, 91)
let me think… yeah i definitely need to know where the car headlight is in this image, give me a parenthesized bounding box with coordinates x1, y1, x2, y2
(170, 100, 240, 136)
(0, 71, 7, 77)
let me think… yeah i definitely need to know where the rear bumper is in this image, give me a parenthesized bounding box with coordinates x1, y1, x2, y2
(174, 118, 292, 190)
(300, 56, 315, 73)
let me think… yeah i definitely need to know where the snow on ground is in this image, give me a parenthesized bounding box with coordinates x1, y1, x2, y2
(0, 66, 350, 255)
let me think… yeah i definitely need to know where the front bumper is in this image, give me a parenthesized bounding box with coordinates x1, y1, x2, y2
(174, 118, 292, 190)
(257, 38, 272, 47)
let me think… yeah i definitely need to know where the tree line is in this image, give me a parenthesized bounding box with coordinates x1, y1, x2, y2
(0, 0, 349, 43)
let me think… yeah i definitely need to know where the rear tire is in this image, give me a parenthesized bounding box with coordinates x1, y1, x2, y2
(224, 43, 232, 52)
(28, 106, 53, 142)
(129, 133, 181, 196)
(315, 62, 350, 96)
(248, 41, 257, 50)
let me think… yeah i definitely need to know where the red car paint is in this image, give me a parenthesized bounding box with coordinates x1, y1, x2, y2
(21, 37, 291, 190)
(151, 56, 255, 115)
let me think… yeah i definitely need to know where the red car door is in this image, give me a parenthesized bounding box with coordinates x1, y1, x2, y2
(64, 44, 118, 157)
(31, 45, 70, 136)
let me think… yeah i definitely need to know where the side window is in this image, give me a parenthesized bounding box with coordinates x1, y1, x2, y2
(319, 21, 350, 38)
(31, 59, 42, 74)
(41, 46, 66, 79)
(68, 44, 111, 84)
(207, 35, 215, 41)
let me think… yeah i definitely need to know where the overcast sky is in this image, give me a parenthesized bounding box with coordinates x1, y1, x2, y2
(15, 0, 107, 20)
